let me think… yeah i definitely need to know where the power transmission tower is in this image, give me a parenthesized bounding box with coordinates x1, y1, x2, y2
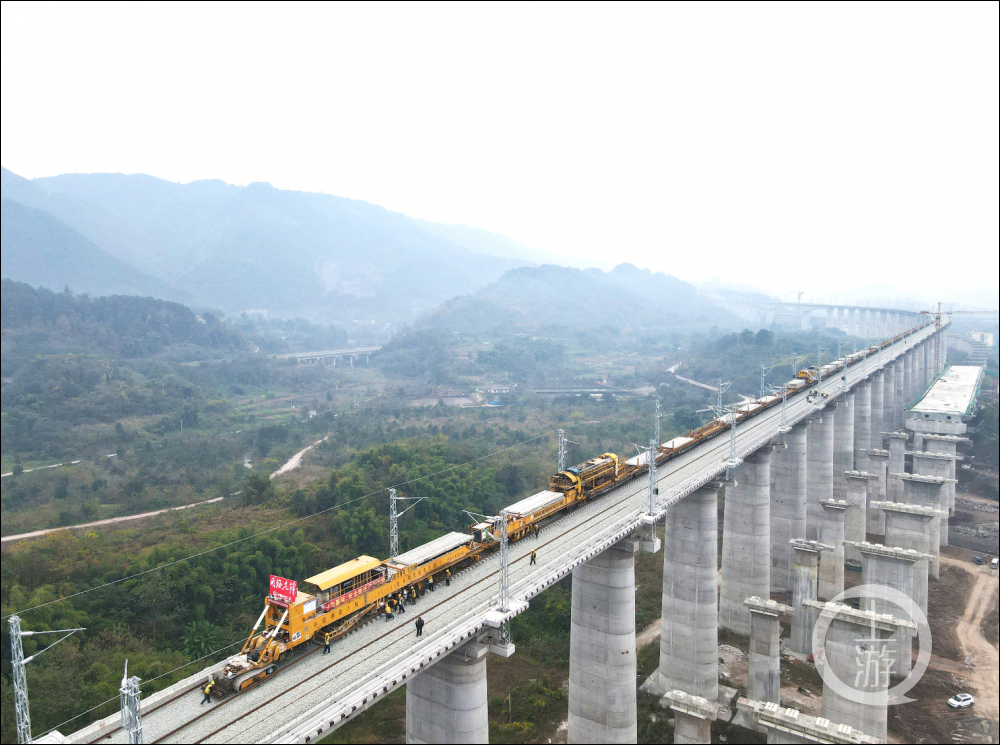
(10, 617, 31, 745)
(9, 616, 86, 744)
(557, 429, 567, 472)
(654, 400, 661, 448)
(120, 660, 143, 745)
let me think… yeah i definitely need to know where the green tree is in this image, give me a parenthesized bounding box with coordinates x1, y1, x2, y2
(181, 620, 221, 658)
(241, 472, 275, 506)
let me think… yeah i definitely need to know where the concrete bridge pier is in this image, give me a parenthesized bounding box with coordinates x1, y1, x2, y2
(855, 542, 923, 680)
(921, 342, 931, 392)
(790, 540, 832, 657)
(869, 371, 884, 453)
(811, 601, 914, 742)
(770, 424, 808, 592)
(662, 691, 717, 745)
(406, 639, 490, 744)
(568, 539, 638, 744)
(885, 432, 907, 502)
(922, 435, 965, 515)
(843, 472, 871, 563)
(806, 412, 833, 542)
(745, 598, 792, 705)
(865, 450, 889, 535)
(721, 448, 774, 635)
(902, 352, 913, 413)
(832, 395, 855, 502)
(879, 502, 938, 613)
(642, 484, 719, 700)
(818, 500, 848, 601)
(894, 360, 905, 430)
(900, 473, 950, 563)
(853, 381, 871, 474)
(882, 366, 896, 440)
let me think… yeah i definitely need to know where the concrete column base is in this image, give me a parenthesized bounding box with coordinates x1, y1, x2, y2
(406, 640, 489, 744)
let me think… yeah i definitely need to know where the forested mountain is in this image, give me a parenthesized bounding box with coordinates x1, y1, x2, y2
(418, 263, 733, 334)
(1, 279, 247, 367)
(1, 168, 535, 323)
(1, 198, 185, 301)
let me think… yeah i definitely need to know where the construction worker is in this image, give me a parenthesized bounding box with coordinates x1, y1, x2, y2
(427, 574, 435, 592)
(323, 632, 332, 655)
(530, 549, 537, 566)
(415, 616, 425, 637)
(201, 678, 215, 705)
(396, 592, 406, 613)
(533, 524, 539, 539)
(445, 569, 451, 587)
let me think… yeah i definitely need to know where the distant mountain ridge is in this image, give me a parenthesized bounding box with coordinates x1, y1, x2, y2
(1, 197, 186, 301)
(419, 263, 733, 334)
(0, 167, 554, 323)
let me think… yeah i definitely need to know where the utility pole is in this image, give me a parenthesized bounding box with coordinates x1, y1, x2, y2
(716, 380, 732, 412)
(711, 404, 742, 480)
(790, 354, 803, 381)
(497, 511, 511, 646)
(389, 488, 399, 559)
(388, 489, 423, 561)
(120, 660, 143, 745)
(646, 439, 658, 541)
(759, 365, 776, 401)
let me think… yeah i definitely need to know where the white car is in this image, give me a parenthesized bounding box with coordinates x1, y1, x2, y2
(948, 693, 975, 709)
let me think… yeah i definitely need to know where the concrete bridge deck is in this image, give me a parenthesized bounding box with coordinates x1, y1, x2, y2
(64, 322, 941, 744)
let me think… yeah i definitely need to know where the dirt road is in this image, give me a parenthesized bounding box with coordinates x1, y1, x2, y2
(940, 554, 999, 722)
(269, 435, 330, 480)
(1, 496, 225, 544)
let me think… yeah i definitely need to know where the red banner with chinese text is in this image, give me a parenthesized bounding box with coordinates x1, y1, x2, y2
(269, 575, 298, 605)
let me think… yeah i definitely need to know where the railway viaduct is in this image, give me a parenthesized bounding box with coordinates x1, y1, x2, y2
(709, 296, 925, 336)
(59, 318, 971, 745)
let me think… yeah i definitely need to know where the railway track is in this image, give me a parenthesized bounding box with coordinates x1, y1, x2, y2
(72, 323, 936, 744)
(131, 484, 646, 744)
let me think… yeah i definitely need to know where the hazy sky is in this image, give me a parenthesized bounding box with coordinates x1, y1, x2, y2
(2, 3, 998, 307)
